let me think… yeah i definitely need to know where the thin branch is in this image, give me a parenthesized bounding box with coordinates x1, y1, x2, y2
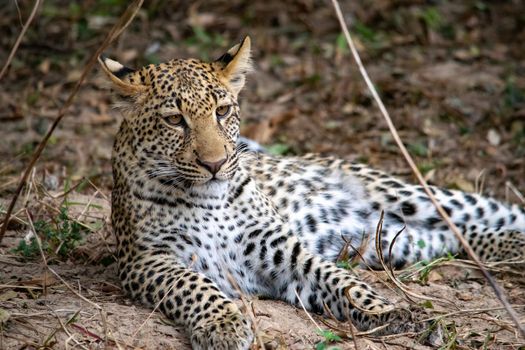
(227, 273, 266, 350)
(130, 255, 197, 341)
(294, 288, 323, 332)
(506, 181, 525, 204)
(14, 0, 25, 27)
(423, 304, 525, 321)
(373, 212, 441, 304)
(330, 0, 525, 339)
(0, 0, 43, 81)
(0, 0, 144, 244)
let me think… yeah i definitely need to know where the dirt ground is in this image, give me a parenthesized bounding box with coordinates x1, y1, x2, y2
(1, 1, 525, 349)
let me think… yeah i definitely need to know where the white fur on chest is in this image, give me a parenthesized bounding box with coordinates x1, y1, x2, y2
(166, 205, 262, 297)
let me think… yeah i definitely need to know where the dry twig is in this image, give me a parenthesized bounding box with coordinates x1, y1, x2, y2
(293, 288, 322, 332)
(330, 0, 525, 338)
(0, 0, 43, 81)
(373, 211, 447, 304)
(227, 273, 266, 350)
(130, 254, 198, 346)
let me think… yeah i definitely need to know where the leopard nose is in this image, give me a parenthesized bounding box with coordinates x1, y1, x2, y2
(197, 157, 227, 175)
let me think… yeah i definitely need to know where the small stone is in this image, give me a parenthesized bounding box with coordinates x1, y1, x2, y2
(487, 129, 501, 146)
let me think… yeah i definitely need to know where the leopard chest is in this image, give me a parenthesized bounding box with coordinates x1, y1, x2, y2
(145, 203, 265, 297)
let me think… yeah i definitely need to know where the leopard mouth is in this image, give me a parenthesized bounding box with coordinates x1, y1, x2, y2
(190, 177, 230, 196)
(195, 176, 228, 185)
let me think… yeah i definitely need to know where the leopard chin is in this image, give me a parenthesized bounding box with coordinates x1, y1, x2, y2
(189, 179, 230, 196)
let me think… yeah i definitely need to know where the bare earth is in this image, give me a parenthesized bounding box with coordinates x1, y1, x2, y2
(1, 1, 525, 349)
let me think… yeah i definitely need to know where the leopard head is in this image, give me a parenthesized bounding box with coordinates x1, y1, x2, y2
(99, 37, 252, 190)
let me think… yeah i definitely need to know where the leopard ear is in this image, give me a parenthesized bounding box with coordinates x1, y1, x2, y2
(98, 55, 145, 96)
(216, 36, 252, 96)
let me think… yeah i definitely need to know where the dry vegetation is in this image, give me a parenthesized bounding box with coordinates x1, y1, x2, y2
(1, 1, 525, 349)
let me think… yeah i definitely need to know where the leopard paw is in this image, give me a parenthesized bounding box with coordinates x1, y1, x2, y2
(349, 305, 443, 345)
(371, 306, 429, 334)
(191, 312, 254, 350)
(343, 285, 442, 342)
(345, 284, 395, 314)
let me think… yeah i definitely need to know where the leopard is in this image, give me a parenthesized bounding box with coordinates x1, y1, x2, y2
(98, 36, 525, 349)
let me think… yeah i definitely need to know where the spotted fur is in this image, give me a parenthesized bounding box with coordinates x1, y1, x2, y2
(99, 37, 525, 349)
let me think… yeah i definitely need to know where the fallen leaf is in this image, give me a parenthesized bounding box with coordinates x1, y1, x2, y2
(0, 308, 10, 325)
(0, 290, 18, 302)
(38, 59, 51, 74)
(20, 274, 57, 288)
(450, 178, 475, 193)
(427, 270, 443, 283)
(241, 108, 297, 144)
(456, 291, 474, 301)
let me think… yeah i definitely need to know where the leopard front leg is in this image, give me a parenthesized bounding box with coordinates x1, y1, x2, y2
(258, 234, 424, 334)
(121, 250, 253, 350)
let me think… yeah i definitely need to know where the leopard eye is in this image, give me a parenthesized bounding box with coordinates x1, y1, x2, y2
(163, 114, 185, 127)
(215, 105, 231, 119)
